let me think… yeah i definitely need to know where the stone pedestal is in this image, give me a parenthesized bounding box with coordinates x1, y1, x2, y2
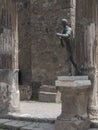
(55, 76, 91, 130)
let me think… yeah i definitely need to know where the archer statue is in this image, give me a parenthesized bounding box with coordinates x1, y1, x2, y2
(56, 19, 81, 75)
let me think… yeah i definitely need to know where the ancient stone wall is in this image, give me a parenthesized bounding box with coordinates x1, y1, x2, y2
(18, 0, 32, 85)
(18, 0, 76, 85)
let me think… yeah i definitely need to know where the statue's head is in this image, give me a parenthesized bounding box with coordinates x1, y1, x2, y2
(61, 19, 68, 27)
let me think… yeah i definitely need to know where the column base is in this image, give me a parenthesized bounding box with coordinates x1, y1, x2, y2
(89, 106, 98, 120)
(89, 106, 98, 128)
(9, 90, 20, 112)
(0, 69, 20, 113)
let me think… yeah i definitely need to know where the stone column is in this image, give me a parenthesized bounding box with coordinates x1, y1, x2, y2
(55, 76, 91, 130)
(70, 0, 76, 36)
(0, 0, 20, 113)
(75, 0, 98, 120)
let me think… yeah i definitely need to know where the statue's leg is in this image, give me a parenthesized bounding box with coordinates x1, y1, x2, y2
(70, 55, 81, 75)
(65, 54, 72, 76)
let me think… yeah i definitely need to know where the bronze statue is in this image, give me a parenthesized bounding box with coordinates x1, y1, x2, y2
(56, 19, 81, 75)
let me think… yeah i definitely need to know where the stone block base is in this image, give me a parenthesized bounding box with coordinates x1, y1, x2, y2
(39, 91, 56, 102)
(55, 118, 90, 130)
(39, 85, 61, 103)
(40, 85, 56, 93)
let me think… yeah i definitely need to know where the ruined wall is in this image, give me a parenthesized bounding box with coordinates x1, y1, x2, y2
(18, 0, 76, 85)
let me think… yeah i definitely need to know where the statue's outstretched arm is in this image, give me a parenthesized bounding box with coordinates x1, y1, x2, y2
(56, 33, 69, 38)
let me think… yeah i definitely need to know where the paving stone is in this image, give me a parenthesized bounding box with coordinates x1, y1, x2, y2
(3, 120, 32, 130)
(0, 129, 7, 130)
(21, 122, 55, 130)
(0, 119, 11, 124)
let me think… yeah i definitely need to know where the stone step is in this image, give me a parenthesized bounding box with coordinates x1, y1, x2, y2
(40, 85, 57, 93)
(39, 91, 57, 103)
(57, 76, 88, 80)
(39, 85, 61, 103)
(0, 119, 55, 130)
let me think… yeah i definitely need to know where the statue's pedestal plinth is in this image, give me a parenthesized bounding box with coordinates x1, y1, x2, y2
(55, 76, 91, 130)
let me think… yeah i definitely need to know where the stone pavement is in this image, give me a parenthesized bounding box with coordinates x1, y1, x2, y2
(0, 119, 55, 130)
(8, 101, 61, 120)
(0, 120, 97, 130)
(0, 102, 97, 130)
(0, 101, 61, 130)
